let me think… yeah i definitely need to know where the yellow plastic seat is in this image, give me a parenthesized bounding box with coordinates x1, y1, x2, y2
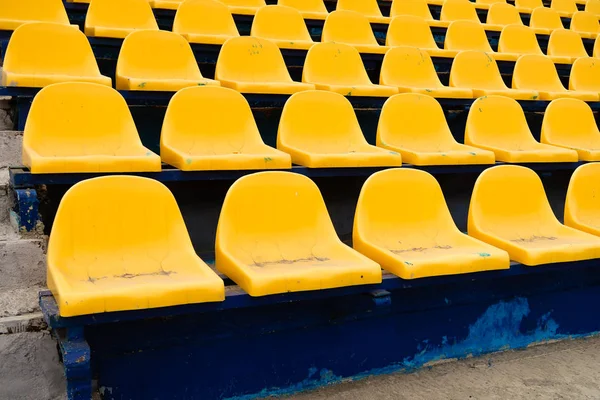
(486, 3, 523, 26)
(468, 165, 600, 265)
(336, 0, 390, 24)
(389, 0, 449, 28)
(386, 16, 458, 59)
(551, 0, 578, 16)
(585, 0, 600, 16)
(465, 95, 579, 162)
(149, 0, 182, 10)
(477, 0, 507, 7)
(565, 163, 600, 235)
(321, 10, 388, 54)
(353, 169, 508, 279)
(116, 30, 219, 91)
(277, 91, 402, 167)
(215, 36, 315, 94)
(515, 0, 544, 12)
(377, 94, 495, 165)
(161, 86, 291, 170)
(570, 11, 600, 39)
(48, 176, 225, 317)
(1, 22, 111, 88)
(570, 56, 600, 94)
(216, 171, 382, 296)
(0, 0, 71, 31)
(251, 5, 314, 50)
(278, 0, 329, 20)
(380, 47, 473, 98)
(23, 82, 160, 174)
(85, 0, 158, 39)
(512, 54, 599, 100)
(445, 20, 519, 61)
(541, 98, 600, 160)
(172, 0, 239, 45)
(547, 29, 589, 62)
(595, 36, 600, 57)
(219, 0, 266, 15)
(441, 0, 502, 29)
(302, 42, 398, 97)
(498, 24, 571, 63)
(449, 51, 540, 99)
(529, 7, 565, 35)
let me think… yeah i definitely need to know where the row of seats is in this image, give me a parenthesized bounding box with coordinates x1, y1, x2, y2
(48, 163, 600, 316)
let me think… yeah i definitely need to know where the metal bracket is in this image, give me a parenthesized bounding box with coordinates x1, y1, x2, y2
(14, 188, 39, 232)
(59, 326, 92, 400)
(370, 289, 392, 307)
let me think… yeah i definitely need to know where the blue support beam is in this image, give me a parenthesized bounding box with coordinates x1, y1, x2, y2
(14, 188, 39, 232)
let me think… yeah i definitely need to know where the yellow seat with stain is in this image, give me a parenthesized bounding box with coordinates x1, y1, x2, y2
(570, 57, 600, 94)
(23, 82, 160, 174)
(498, 24, 571, 63)
(85, 0, 158, 39)
(148, 0, 182, 10)
(216, 171, 382, 296)
(512, 54, 599, 100)
(278, 0, 328, 20)
(336, 0, 390, 24)
(551, 0, 578, 16)
(570, 11, 600, 39)
(486, 3, 523, 26)
(173, 0, 239, 45)
(386, 16, 457, 59)
(547, 29, 589, 62)
(322, 10, 388, 54)
(0, 0, 71, 31)
(377, 93, 495, 165)
(48, 176, 225, 317)
(215, 36, 315, 94)
(465, 95, 579, 162)
(445, 20, 519, 61)
(161, 86, 291, 170)
(116, 30, 219, 91)
(251, 5, 314, 50)
(389, 0, 449, 28)
(278, 91, 402, 167)
(585, 0, 600, 16)
(302, 42, 398, 97)
(541, 98, 600, 161)
(219, 0, 266, 15)
(565, 163, 600, 236)
(449, 50, 540, 100)
(353, 169, 509, 279)
(468, 165, 600, 265)
(380, 47, 473, 98)
(529, 7, 565, 35)
(1, 22, 111, 88)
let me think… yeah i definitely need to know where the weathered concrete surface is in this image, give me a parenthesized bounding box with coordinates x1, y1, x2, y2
(0, 130, 21, 167)
(0, 100, 14, 132)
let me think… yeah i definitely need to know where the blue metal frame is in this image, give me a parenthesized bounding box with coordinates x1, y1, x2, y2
(14, 188, 39, 231)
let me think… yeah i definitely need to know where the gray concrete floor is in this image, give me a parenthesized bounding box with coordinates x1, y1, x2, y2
(284, 335, 600, 400)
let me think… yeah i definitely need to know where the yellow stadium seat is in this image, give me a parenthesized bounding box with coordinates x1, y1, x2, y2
(389, 0, 449, 28)
(468, 165, 600, 265)
(477, 0, 507, 7)
(148, 0, 182, 10)
(529, 6, 565, 35)
(449, 51, 540, 99)
(445, 20, 519, 61)
(441, 0, 497, 26)
(515, 0, 544, 12)
(1, 22, 111, 88)
(595, 37, 600, 57)
(570, 57, 600, 94)
(380, 47, 473, 98)
(547, 29, 589, 62)
(48, 175, 225, 317)
(116, 30, 219, 91)
(541, 98, 600, 160)
(585, 0, 600, 16)
(0, 0, 71, 31)
(386, 16, 458, 59)
(173, 0, 239, 45)
(161, 86, 291, 170)
(498, 24, 571, 63)
(302, 42, 398, 97)
(219, 0, 266, 15)
(336, 0, 390, 24)
(215, 36, 315, 94)
(251, 5, 314, 50)
(486, 3, 523, 26)
(376, 94, 495, 165)
(570, 11, 600, 39)
(216, 171, 382, 296)
(465, 95, 579, 162)
(551, 0, 578, 15)
(353, 169, 508, 279)
(23, 82, 160, 174)
(321, 10, 388, 54)
(512, 54, 599, 100)
(278, 0, 328, 20)
(277, 91, 402, 167)
(85, 0, 158, 39)
(565, 163, 600, 236)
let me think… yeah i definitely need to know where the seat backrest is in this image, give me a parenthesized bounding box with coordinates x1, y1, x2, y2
(220, 0, 266, 7)
(336, 0, 384, 18)
(541, 98, 599, 147)
(478, 0, 506, 4)
(487, 3, 523, 25)
(303, 42, 373, 86)
(512, 54, 565, 91)
(0, 0, 70, 30)
(529, 6, 564, 31)
(380, 47, 444, 88)
(173, 0, 239, 39)
(85, 0, 158, 38)
(569, 57, 600, 91)
(251, 5, 313, 43)
(440, 0, 480, 22)
(547, 29, 588, 59)
(278, 90, 368, 152)
(449, 50, 508, 89)
(515, 0, 544, 9)
(565, 163, 600, 228)
(571, 11, 600, 34)
(498, 24, 543, 55)
(377, 93, 458, 151)
(215, 36, 294, 83)
(445, 20, 493, 52)
(386, 15, 438, 48)
(390, 0, 434, 19)
(585, 0, 600, 16)
(321, 10, 379, 46)
(278, 0, 328, 14)
(551, 0, 578, 14)
(595, 37, 600, 57)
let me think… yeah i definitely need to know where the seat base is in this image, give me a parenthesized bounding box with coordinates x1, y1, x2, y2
(397, 86, 474, 99)
(311, 83, 398, 97)
(536, 90, 599, 101)
(162, 148, 292, 171)
(280, 146, 403, 168)
(182, 33, 239, 45)
(117, 77, 221, 91)
(472, 88, 540, 100)
(385, 146, 496, 166)
(26, 153, 162, 174)
(219, 79, 316, 94)
(469, 142, 579, 163)
(2, 71, 111, 89)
